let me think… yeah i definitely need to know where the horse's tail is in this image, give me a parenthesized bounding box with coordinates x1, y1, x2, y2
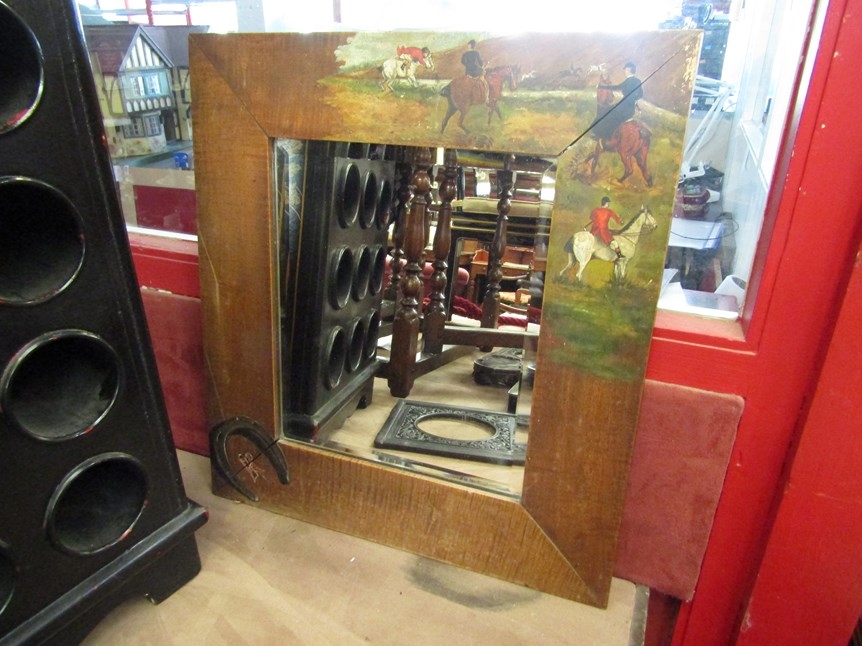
(377, 65, 384, 73)
(440, 82, 451, 97)
(563, 235, 574, 254)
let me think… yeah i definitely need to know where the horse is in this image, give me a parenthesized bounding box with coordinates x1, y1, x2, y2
(584, 120, 653, 186)
(596, 69, 615, 111)
(558, 205, 656, 283)
(379, 51, 435, 93)
(439, 64, 521, 133)
(584, 69, 653, 186)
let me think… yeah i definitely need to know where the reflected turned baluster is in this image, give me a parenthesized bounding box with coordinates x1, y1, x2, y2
(481, 154, 514, 330)
(384, 149, 412, 302)
(423, 148, 456, 354)
(526, 206, 550, 322)
(388, 146, 432, 398)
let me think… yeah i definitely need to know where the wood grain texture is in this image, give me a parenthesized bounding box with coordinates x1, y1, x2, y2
(190, 31, 698, 608)
(82, 451, 641, 646)
(191, 38, 281, 434)
(212, 438, 601, 603)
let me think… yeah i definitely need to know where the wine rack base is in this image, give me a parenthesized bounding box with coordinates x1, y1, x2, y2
(0, 507, 206, 646)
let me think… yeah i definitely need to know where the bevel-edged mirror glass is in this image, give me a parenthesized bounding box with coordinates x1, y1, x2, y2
(274, 138, 556, 498)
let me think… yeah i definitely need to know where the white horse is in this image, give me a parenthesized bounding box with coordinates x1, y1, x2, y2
(379, 52, 435, 92)
(559, 205, 656, 282)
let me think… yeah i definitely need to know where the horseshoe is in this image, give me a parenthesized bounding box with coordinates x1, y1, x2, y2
(209, 416, 289, 502)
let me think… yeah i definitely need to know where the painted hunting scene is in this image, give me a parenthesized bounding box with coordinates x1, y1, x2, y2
(311, 31, 699, 381)
(238, 31, 699, 381)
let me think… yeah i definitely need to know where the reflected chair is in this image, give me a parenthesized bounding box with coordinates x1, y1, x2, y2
(379, 148, 539, 398)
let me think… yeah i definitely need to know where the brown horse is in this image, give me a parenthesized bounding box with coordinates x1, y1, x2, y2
(596, 70, 615, 111)
(585, 121, 653, 186)
(585, 68, 652, 186)
(440, 65, 521, 133)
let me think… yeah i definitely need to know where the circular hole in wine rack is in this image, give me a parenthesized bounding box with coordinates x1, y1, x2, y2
(0, 542, 15, 618)
(359, 171, 378, 229)
(0, 2, 44, 134)
(375, 178, 394, 230)
(337, 163, 361, 228)
(1, 330, 119, 442)
(329, 246, 353, 309)
(45, 453, 147, 556)
(352, 245, 371, 301)
(0, 177, 85, 306)
(363, 310, 380, 360)
(369, 245, 386, 295)
(346, 317, 365, 373)
(324, 327, 346, 389)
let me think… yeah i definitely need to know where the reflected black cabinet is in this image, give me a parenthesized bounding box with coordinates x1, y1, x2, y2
(280, 141, 395, 443)
(0, 1, 206, 643)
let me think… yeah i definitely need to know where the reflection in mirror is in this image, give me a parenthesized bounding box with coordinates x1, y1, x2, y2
(275, 139, 555, 497)
(191, 29, 701, 606)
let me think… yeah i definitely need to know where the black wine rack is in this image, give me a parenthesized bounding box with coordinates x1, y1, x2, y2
(0, 2, 206, 643)
(280, 141, 395, 442)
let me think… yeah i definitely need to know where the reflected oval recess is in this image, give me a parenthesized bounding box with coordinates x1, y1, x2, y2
(369, 245, 386, 296)
(359, 171, 378, 229)
(376, 178, 394, 229)
(337, 163, 361, 228)
(363, 309, 380, 360)
(352, 245, 371, 301)
(346, 317, 365, 373)
(329, 246, 353, 309)
(324, 326, 346, 389)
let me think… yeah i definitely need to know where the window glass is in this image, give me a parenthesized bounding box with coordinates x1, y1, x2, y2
(77, 0, 817, 319)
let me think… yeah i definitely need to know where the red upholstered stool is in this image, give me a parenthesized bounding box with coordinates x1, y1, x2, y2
(383, 256, 470, 298)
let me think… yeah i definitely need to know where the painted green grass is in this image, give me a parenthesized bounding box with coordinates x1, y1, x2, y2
(541, 279, 659, 382)
(320, 75, 686, 381)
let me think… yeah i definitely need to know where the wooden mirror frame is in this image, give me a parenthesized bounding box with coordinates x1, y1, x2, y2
(190, 31, 699, 607)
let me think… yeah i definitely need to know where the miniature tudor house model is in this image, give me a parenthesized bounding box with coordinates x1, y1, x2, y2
(82, 24, 204, 158)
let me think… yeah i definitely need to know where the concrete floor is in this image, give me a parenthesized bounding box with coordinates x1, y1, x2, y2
(80, 451, 644, 645)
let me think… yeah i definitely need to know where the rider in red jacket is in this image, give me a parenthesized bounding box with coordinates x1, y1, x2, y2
(590, 196, 624, 256)
(397, 45, 431, 67)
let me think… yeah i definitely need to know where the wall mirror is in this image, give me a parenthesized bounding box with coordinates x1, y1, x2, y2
(274, 139, 555, 497)
(190, 30, 699, 607)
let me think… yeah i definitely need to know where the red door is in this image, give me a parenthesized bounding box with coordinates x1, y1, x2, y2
(649, 0, 862, 643)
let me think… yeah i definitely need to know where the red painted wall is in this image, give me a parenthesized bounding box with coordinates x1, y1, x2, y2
(133, 184, 197, 235)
